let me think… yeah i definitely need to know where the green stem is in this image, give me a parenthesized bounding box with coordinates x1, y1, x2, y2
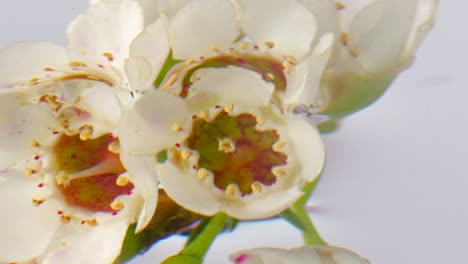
(161, 212, 228, 264)
(289, 175, 327, 245)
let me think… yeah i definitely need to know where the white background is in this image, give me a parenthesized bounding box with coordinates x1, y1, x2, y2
(0, 1, 466, 263)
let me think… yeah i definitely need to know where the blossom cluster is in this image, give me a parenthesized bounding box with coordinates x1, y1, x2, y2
(0, 0, 436, 263)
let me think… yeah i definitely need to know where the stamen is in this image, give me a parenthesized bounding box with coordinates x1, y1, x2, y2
(60, 214, 72, 223)
(251, 182, 263, 193)
(272, 167, 286, 177)
(218, 138, 236, 153)
(273, 141, 286, 151)
(340, 32, 349, 46)
(56, 171, 71, 187)
(239, 42, 248, 49)
(225, 184, 237, 196)
(32, 198, 45, 206)
(25, 168, 37, 176)
(69, 61, 87, 67)
(107, 141, 121, 153)
(264, 41, 275, 49)
(349, 48, 359, 57)
(282, 61, 294, 73)
(284, 55, 297, 66)
(171, 123, 183, 132)
(181, 149, 192, 160)
(87, 218, 98, 226)
(336, 1, 346, 10)
(266, 73, 275, 81)
(197, 168, 209, 180)
(79, 125, 93, 141)
(111, 200, 125, 211)
(224, 103, 234, 113)
(208, 45, 220, 52)
(29, 140, 41, 147)
(116, 175, 131, 187)
(102, 52, 115, 61)
(200, 109, 211, 120)
(256, 116, 265, 125)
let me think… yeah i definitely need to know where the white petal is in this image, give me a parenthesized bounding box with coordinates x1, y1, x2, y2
(138, 0, 190, 25)
(0, 170, 60, 263)
(225, 186, 303, 220)
(157, 161, 220, 216)
(348, 0, 417, 73)
(77, 83, 122, 136)
(230, 246, 371, 264)
(285, 33, 334, 107)
(67, 0, 144, 68)
(0, 41, 67, 85)
(120, 153, 158, 232)
(127, 16, 170, 92)
(0, 96, 57, 169)
(119, 90, 190, 154)
(41, 218, 129, 264)
(238, 0, 317, 59)
(169, 0, 239, 59)
(287, 115, 325, 182)
(189, 67, 274, 107)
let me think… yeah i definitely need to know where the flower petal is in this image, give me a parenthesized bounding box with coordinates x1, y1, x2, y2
(189, 67, 274, 107)
(0, 169, 60, 263)
(120, 153, 158, 232)
(169, 0, 239, 59)
(119, 90, 190, 154)
(127, 15, 170, 92)
(157, 161, 220, 216)
(0, 96, 57, 169)
(238, 0, 317, 59)
(348, 0, 417, 73)
(67, 0, 144, 68)
(286, 115, 325, 182)
(285, 33, 334, 107)
(230, 245, 371, 264)
(41, 218, 129, 264)
(0, 41, 67, 85)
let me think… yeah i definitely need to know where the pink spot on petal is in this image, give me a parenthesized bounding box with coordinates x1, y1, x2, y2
(235, 253, 250, 263)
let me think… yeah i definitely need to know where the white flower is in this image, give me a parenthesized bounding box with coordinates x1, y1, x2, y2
(230, 245, 371, 264)
(315, 0, 438, 116)
(0, 1, 160, 263)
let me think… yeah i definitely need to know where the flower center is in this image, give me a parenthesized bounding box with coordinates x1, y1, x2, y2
(185, 110, 287, 196)
(52, 133, 133, 212)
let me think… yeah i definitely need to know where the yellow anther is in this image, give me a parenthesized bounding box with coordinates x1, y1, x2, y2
(218, 138, 236, 153)
(162, 72, 178, 89)
(25, 168, 37, 176)
(41, 94, 62, 109)
(226, 184, 237, 196)
(336, 1, 345, 10)
(111, 200, 125, 211)
(264, 41, 275, 49)
(184, 59, 197, 65)
(56, 171, 70, 187)
(256, 116, 265, 125)
(273, 141, 286, 151)
(272, 167, 286, 177)
(32, 198, 45, 206)
(224, 103, 234, 113)
(266, 73, 275, 81)
(102, 51, 115, 61)
(197, 168, 209, 180)
(200, 109, 211, 120)
(282, 61, 294, 73)
(29, 140, 41, 147)
(116, 175, 131, 187)
(69, 61, 87, 67)
(251, 182, 263, 193)
(284, 55, 298, 66)
(60, 214, 72, 223)
(239, 42, 248, 49)
(79, 125, 93, 141)
(181, 149, 192, 160)
(87, 218, 98, 226)
(108, 141, 121, 153)
(171, 123, 183, 132)
(208, 45, 220, 52)
(340, 32, 349, 46)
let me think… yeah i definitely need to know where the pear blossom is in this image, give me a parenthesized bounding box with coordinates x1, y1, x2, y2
(0, 0, 162, 263)
(230, 245, 371, 264)
(314, 0, 438, 116)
